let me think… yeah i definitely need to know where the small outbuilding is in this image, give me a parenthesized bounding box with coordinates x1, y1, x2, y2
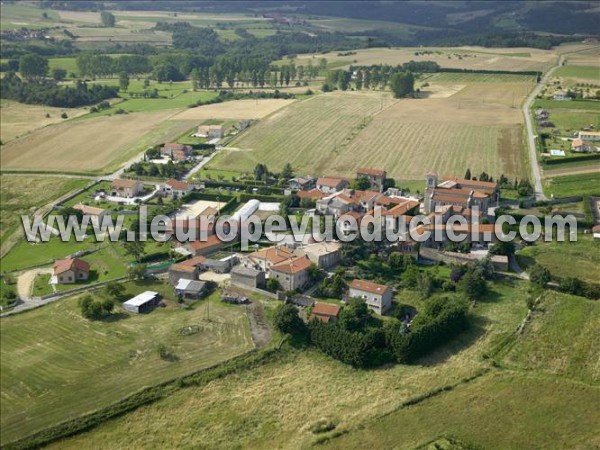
(174, 279, 207, 300)
(230, 266, 265, 289)
(122, 291, 161, 314)
(310, 302, 341, 323)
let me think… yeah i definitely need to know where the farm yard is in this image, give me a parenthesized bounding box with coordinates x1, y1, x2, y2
(0, 284, 254, 445)
(1, 110, 197, 174)
(211, 76, 532, 181)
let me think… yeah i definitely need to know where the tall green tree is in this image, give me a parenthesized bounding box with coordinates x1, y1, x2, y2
(19, 54, 48, 80)
(389, 71, 415, 98)
(118, 71, 129, 92)
(100, 11, 116, 27)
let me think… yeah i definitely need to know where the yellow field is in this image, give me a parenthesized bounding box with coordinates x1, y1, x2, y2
(172, 98, 295, 121)
(1, 111, 196, 173)
(290, 46, 560, 72)
(211, 78, 531, 181)
(0, 100, 89, 143)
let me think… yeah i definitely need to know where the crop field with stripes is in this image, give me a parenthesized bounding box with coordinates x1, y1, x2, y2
(211, 78, 531, 182)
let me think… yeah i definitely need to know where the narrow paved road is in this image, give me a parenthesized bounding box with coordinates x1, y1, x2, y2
(522, 45, 600, 201)
(522, 59, 565, 201)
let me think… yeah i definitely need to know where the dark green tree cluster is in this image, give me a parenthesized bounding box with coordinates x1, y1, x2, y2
(0, 72, 118, 107)
(79, 295, 114, 320)
(385, 296, 469, 363)
(389, 72, 415, 98)
(274, 303, 306, 335)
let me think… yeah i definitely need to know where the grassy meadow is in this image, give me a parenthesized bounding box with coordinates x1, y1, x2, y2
(554, 64, 600, 81)
(0, 283, 254, 445)
(516, 235, 600, 283)
(543, 172, 600, 198)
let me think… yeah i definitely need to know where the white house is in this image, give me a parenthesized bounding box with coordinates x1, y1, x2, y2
(348, 279, 392, 315)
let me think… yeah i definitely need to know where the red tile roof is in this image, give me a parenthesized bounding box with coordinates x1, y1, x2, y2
(311, 303, 341, 322)
(270, 256, 312, 274)
(111, 179, 140, 189)
(165, 179, 190, 191)
(349, 279, 390, 295)
(53, 258, 90, 275)
(382, 200, 419, 217)
(297, 189, 326, 200)
(248, 246, 295, 265)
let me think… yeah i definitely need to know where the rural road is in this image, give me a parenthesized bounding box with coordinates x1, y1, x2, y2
(522, 59, 564, 201)
(522, 45, 600, 201)
(184, 151, 219, 180)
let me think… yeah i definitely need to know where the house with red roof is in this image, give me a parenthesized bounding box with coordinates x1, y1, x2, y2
(269, 256, 312, 291)
(356, 167, 387, 192)
(348, 279, 392, 315)
(310, 302, 341, 323)
(53, 258, 90, 284)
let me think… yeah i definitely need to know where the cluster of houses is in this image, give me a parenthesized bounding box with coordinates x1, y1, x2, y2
(48, 167, 506, 319)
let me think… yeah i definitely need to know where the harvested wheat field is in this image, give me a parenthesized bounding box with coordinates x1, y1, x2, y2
(1, 111, 196, 174)
(172, 98, 296, 121)
(291, 46, 559, 72)
(0, 101, 89, 143)
(211, 79, 531, 181)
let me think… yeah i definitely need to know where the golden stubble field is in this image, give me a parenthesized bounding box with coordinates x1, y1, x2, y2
(0, 101, 89, 143)
(291, 45, 562, 72)
(1, 110, 196, 173)
(212, 77, 532, 181)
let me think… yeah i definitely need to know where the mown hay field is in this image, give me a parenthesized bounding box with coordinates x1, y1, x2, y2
(0, 284, 254, 445)
(212, 78, 531, 181)
(1, 111, 197, 174)
(172, 98, 296, 121)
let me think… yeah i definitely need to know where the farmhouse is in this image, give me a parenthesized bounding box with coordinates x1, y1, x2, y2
(578, 131, 600, 142)
(230, 265, 266, 289)
(110, 179, 144, 198)
(243, 245, 296, 274)
(310, 303, 341, 323)
(122, 291, 161, 314)
(552, 91, 570, 101)
(571, 138, 599, 153)
(163, 179, 193, 198)
(294, 241, 342, 269)
(289, 176, 317, 191)
(73, 203, 107, 224)
(356, 168, 387, 192)
(348, 279, 392, 315)
(53, 258, 90, 284)
(316, 177, 350, 194)
(174, 279, 207, 300)
(270, 256, 312, 291)
(160, 143, 193, 161)
(196, 124, 224, 139)
(424, 173, 499, 214)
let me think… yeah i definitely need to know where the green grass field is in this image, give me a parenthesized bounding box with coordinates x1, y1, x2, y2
(544, 172, 600, 198)
(31, 273, 53, 296)
(517, 235, 600, 283)
(533, 99, 600, 111)
(324, 372, 600, 449)
(502, 291, 600, 383)
(48, 57, 80, 77)
(0, 283, 254, 445)
(554, 65, 600, 81)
